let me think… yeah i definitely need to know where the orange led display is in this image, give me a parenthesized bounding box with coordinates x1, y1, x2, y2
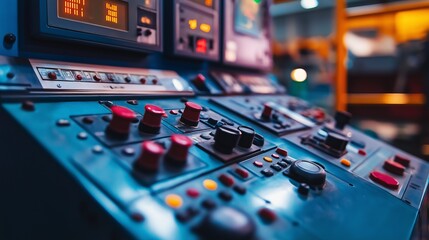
(58, 0, 128, 31)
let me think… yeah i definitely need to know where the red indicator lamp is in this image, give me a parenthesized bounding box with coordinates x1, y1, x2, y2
(196, 38, 207, 54)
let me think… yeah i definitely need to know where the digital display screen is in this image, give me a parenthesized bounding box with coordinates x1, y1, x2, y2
(234, 0, 262, 36)
(190, 0, 214, 9)
(58, 0, 129, 31)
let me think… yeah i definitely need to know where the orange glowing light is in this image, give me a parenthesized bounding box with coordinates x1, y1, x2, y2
(200, 23, 211, 33)
(189, 19, 198, 30)
(205, 0, 213, 7)
(141, 16, 151, 25)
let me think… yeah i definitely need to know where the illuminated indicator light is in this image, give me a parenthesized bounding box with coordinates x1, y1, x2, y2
(141, 16, 151, 25)
(301, 0, 319, 9)
(200, 23, 211, 33)
(196, 38, 207, 53)
(291, 68, 307, 82)
(358, 149, 367, 156)
(340, 159, 351, 167)
(189, 19, 198, 30)
(186, 188, 200, 198)
(276, 148, 288, 157)
(203, 179, 217, 191)
(205, 0, 213, 7)
(165, 194, 183, 208)
(271, 154, 280, 159)
(253, 161, 263, 168)
(263, 156, 273, 163)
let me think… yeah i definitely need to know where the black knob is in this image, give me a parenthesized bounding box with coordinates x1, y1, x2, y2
(196, 207, 256, 240)
(289, 160, 326, 187)
(325, 132, 349, 152)
(214, 126, 241, 154)
(237, 126, 255, 149)
(334, 111, 352, 130)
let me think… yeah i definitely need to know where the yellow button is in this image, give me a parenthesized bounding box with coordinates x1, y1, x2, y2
(341, 159, 351, 167)
(203, 179, 218, 191)
(165, 194, 183, 208)
(263, 156, 273, 163)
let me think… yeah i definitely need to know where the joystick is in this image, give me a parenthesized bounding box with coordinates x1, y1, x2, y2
(334, 111, 352, 130)
(289, 160, 326, 187)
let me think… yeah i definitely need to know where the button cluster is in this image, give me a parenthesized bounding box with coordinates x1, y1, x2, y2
(37, 68, 160, 85)
(369, 154, 411, 190)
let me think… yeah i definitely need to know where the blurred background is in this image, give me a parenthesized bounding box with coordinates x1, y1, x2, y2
(270, 0, 429, 160)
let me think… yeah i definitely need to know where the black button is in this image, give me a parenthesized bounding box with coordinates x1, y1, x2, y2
(102, 115, 111, 122)
(21, 101, 35, 111)
(82, 117, 94, 124)
(283, 158, 293, 164)
(202, 199, 216, 209)
(298, 183, 310, 196)
(122, 147, 135, 156)
(278, 161, 288, 168)
(270, 164, 282, 171)
(99, 101, 114, 108)
(127, 100, 139, 105)
(207, 117, 219, 126)
(261, 169, 274, 177)
(176, 211, 191, 222)
(200, 133, 211, 140)
(77, 132, 88, 140)
(180, 97, 188, 103)
(218, 191, 233, 202)
(56, 119, 70, 127)
(233, 185, 247, 195)
(221, 118, 234, 126)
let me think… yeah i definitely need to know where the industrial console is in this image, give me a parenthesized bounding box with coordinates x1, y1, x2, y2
(0, 0, 428, 239)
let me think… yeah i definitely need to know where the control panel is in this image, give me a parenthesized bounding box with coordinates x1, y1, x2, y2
(30, 59, 192, 94)
(0, 0, 428, 239)
(165, 0, 220, 60)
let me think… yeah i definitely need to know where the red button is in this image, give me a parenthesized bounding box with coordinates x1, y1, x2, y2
(75, 74, 83, 81)
(383, 160, 405, 176)
(48, 71, 57, 80)
(166, 135, 193, 164)
(180, 102, 202, 127)
(253, 161, 263, 168)
(369, 171, 399, 190)
(394, 154, 410, 168)
(134, 141, 164, 172)
(193, 74, 206, 86)
(276, 148, 288, 157)
(186, 188, 200, 198)
(218, 174, 235, 187)
(93, 75, 101, 81)
(258, 207, 277, 223)
(140, 78, 146, 84)
(358, 149, 367, 156)
(261, 103, 272, 119)
(235, 168, 249, 179)
(139, 104, 165, 134)
(106, 106, 136, 138)
(271, 153, 280, 159)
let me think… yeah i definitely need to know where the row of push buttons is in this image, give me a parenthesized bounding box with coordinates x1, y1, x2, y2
(253, 148, 291, 177)
(369, 154, 411, 190)
(38, 68, 159, 85)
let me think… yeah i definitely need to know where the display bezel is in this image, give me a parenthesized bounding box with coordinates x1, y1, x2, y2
(40, 0, 162, 52)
